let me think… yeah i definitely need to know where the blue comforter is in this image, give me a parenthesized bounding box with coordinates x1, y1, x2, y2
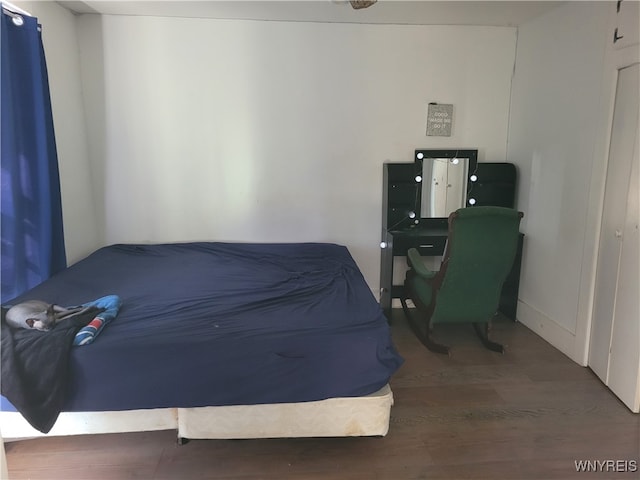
(2, 242, 403, 416)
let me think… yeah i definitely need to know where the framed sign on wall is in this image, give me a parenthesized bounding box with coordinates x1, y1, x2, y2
(426, 103, 453, 136)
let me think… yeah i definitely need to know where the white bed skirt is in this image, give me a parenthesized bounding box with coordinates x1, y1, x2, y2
(1, 385, 394, 441)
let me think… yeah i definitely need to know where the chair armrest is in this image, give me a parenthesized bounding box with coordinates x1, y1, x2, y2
(407, 248, 437, 280)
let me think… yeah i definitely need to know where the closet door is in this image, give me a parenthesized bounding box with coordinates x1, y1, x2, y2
(607, 110, 639, 412)
(589, 63, 639, 412)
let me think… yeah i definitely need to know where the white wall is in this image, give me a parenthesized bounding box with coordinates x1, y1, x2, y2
(12, 1, 101, 264)
(507, 1, 613, 363)
(75, 14, 516, 291)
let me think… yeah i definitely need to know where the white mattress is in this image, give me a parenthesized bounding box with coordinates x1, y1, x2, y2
(1, 385, 394, 441)
(0, 408, 178, 440)
(178, 384, 394, 439)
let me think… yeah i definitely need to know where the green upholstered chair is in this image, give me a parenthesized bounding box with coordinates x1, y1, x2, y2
(401, 206, 523, 355)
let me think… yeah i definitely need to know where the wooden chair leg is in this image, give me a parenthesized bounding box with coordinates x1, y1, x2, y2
(473, 322, 504, 353)
(401, 296, 450, 355)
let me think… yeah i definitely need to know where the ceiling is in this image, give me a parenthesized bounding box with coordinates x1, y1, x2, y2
(56, 1, 564, 27)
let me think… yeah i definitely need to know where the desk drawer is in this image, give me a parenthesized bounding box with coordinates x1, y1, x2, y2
(393, 235, 447, 255)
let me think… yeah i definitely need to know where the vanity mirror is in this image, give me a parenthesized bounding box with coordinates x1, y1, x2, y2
(415, 149, 478, 219)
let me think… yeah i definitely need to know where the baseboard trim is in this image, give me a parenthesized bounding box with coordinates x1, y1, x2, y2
(516, 300, 581, 364)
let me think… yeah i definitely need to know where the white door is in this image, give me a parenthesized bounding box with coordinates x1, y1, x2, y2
(589, 63, 640, 412)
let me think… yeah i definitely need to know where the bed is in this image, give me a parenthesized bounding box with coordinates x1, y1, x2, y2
(1, 242, 403, 441)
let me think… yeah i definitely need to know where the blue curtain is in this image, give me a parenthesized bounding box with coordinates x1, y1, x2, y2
(1, 10, 66, 303)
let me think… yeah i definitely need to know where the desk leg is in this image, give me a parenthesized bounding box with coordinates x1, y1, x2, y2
(379, 234, 393, 321)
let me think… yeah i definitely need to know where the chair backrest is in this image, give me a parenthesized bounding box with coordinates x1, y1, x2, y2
(432, 206, 523, 324)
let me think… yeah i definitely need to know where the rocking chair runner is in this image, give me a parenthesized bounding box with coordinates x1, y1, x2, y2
(400, 206, 523, 354)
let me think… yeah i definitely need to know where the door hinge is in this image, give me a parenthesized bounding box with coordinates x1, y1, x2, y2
(614, 27, 624, 44)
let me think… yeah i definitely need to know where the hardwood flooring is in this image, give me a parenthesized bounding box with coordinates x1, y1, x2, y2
(5, 310, 639, 479)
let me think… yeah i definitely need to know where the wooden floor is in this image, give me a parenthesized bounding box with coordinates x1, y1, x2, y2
(5, 310, 639, 479)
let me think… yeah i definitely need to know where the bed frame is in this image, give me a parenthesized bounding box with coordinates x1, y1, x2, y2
(1, 385, 393, 442)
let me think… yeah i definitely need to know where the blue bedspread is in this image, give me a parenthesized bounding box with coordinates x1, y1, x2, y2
(2, 242, 403, 413)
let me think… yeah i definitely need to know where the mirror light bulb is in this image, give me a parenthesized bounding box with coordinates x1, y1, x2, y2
(408, 211, 416, 219)
(415, 175, 422, 183)
(470, 174, 478, 182)
(451, 158, 460, 165)
(380, 241, 387, 249)
(416, 152, 424, 160)
(468, 198, 477, 205)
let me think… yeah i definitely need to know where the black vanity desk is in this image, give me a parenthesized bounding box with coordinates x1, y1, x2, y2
(380, 154, 523, 322)
(379, 222, 524, 322)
